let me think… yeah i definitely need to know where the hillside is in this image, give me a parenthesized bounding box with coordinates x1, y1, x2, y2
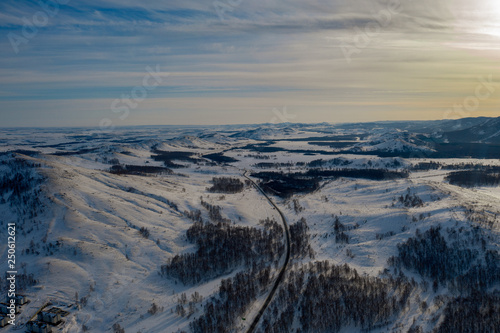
(0, 120, 499, 333)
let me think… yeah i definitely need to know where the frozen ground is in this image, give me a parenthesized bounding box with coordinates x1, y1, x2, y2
(0, 122, 498, 332)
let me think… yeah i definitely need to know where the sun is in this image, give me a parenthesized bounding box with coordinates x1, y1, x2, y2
(482, 0, 500, 37)
(491, 0, 500, 13)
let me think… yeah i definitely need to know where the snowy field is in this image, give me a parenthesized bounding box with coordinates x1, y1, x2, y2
(0, 122, 499, 333)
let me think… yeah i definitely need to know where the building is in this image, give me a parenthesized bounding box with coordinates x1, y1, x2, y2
(46, 307, 68, 317)
(4, 295, 28, 306)
(14, 294, 28, 305)
(0, 302, 20, 314)
(0, 315, 9, 328)
(26, 321, 53, 333)
(37, 311, 61, 325)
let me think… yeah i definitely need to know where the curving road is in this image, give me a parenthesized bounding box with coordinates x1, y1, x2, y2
(243, 172, 291, 333)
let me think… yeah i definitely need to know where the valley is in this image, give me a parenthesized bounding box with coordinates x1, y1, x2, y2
(0, 118, 499, 333)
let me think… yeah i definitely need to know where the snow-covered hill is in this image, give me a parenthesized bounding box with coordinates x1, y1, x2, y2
(1, 120, 499, 333)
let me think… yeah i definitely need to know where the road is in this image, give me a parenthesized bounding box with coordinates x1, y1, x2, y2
(243, 172, 291, 333)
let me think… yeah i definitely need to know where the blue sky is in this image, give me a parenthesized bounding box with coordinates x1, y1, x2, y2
(0, 0, 499, 127)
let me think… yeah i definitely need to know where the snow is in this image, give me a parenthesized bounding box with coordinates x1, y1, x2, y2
(0, 123, 499, 332)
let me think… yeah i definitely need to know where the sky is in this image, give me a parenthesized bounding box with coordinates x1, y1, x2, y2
(0, 0, 499, 127)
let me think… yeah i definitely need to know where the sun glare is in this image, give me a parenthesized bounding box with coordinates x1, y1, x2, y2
(483, 0, 500, 37)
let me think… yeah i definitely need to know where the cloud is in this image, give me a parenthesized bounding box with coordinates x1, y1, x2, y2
(0, 0, 499, 126)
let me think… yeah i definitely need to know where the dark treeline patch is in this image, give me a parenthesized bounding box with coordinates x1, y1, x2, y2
(0, 157, 45, 218)
(52, 148, 98, 156)
(289, 217, 315, 259)
(200, 199, 231, 223)
(160, 217, 284, 284)
(253, 162, 306, 169)
(110, 138, 146, 144)
(251, 168, 407, 198)
(389, 226, 476, 284)
(151, 150, 201, 168)
(190, 266, 272, 333)
(454, 249, 500, 293)
(0, 272, 37, 292)
(252, 169, 408, 183)
(125, 187, 179, 212)
(109, 164, 173, 175)
(190, 215, 315, 332)
(251, 168, 408, 197)
(285, 134, 367, 142)
(0, 161, 42, 196)
(236, 143, 348, 155)
(254, 173, 321, 198)
(332, 215, 350, 244)
(243, 153, 275, 160)
(412, 161, 500, 172)
(119, 151, 133, 156)
(202, 153, 239, 163)
(236, 141, 500, 159)
(307, 141, 358, 148)
(305, 143, 500, 159)
(162, 160, 187, 168)
(397, 189, 424, 208)
(34, 141, 82, 148)
(308, 158, 352, 168)
(309, 158, 403, 169)
(388, 226, 500, 293)
(411, 161, 443, 171)
(435, 292, 500, 333)
(236, 144, 287, 153)
(364, 143, 500, 158)
(258, 261, 412, 333)
(305, 168, 408, 180)
(207, 177, 249, 193)
(446, 170, 500, 187)
(5, 150, 41, 156)
(443, 164, 500, 171)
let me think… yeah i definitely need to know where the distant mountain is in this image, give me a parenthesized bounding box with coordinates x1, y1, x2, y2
(335, 117, 492, 134)
(350, 131, 435, 154)
(443, 117, 500, 143)
(229, 126, 301, 140)
(435, 117, 493, 132)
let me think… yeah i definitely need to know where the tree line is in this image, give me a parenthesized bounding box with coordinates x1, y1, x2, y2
(0, 157, 45, 219)
(190, 265, 272, 333)
(388, 225, 500, 292)
(206, 177, 249, 194)
(446, 170, 500, 187)
(160, 217, 284, 284)
(257, 261, 412, 333)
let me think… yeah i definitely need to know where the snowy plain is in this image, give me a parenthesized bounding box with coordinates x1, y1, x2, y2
(0, 121, 499, 333)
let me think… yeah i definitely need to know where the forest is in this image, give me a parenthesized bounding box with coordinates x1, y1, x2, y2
(188, 216, 315, 332)
(190, 267, 272, 333)
(250, 168, 408, 197)
(0, 157, 45, 219)
(203, 153, 239, 164)
(435, 291, 500, 333)
(109, 164, 173, 175)
(160, 216, 284, 284)
(150, 150, 201, 168)
(445, 170, 500, 187)
(257, 261, 413, 333)
(206, 177, 250, 193)
(388, 225, 500, 332)
(389, 226, 500, 292)
(304, 168, 409, 180)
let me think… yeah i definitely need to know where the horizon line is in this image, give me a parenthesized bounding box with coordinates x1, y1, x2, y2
(0, 116, 496, 130)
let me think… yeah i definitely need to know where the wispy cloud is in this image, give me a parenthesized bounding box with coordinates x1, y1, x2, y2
(0, 0, 499, 127)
